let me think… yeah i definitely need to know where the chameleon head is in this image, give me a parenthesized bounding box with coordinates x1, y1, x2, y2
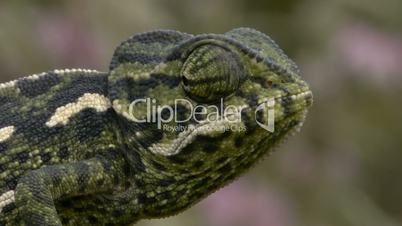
(108, 28, 312, 217)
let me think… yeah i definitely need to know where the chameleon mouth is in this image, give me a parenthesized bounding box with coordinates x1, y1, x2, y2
(256, 90, 313, 108)
(148, 90, 312, 156)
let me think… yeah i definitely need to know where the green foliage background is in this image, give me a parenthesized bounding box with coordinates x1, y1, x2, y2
(0, 1, 401, 225)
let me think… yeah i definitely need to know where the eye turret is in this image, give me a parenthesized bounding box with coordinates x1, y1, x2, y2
(181, 44, 245, 103)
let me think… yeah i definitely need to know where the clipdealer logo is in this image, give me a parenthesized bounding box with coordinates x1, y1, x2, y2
(127, 98, 275, 132)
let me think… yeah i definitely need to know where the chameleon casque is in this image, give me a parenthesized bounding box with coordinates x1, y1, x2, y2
(0, 28, 312, 225)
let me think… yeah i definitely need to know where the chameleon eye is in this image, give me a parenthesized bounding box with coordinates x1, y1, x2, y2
(181, 44, 245, 103)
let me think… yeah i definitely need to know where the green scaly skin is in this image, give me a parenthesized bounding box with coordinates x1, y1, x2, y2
(0, 28, 312, 225)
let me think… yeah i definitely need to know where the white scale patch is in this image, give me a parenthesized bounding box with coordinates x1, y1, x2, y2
(0, 68, 101, 92)
(0, 126, 15, 143)
(0, 72, 48, 90)
(289, 90, 312, 101)
(0, 81, 17, 90)
(0, 190, 15, 213)
(46, 93, 111, 127)
(53, 68, 100, 76)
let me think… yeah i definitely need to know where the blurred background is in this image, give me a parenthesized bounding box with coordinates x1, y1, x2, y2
(0, 0, 401, 225)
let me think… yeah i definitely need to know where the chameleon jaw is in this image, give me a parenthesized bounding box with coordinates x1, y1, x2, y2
(148, 90, 312, 156)
(148, 118, 240, 156)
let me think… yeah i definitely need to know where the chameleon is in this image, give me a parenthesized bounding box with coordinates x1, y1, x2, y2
(0, 27, 312, 225)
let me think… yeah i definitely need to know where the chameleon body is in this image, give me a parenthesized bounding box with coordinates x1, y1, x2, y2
(0, 28, 312, 225)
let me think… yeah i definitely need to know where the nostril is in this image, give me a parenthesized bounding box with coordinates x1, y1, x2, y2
(267, 80, 273, 87)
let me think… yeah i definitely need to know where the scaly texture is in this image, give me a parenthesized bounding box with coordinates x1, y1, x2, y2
(0, 28, 312, 226)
